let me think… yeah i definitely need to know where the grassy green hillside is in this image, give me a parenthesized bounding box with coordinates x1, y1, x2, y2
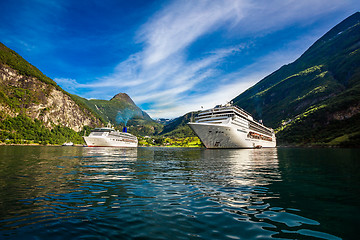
(232, 12, 360, 147)
(0, 115, 89, 145)
(160, 112, 197, 137)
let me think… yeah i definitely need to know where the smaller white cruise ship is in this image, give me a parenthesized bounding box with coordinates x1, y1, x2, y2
(83, 124, 138, 147)
(188, 103, 276, 149)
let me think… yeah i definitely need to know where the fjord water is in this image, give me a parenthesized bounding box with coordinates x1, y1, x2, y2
(0, 146, 358, 239)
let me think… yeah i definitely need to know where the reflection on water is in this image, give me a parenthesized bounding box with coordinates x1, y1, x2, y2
(0, 146, 358, 239)
(200, 148, 280, 186)
(197, 149, 281, 213)
(192, 149, 335, 239)
(81, 147, 138, 181)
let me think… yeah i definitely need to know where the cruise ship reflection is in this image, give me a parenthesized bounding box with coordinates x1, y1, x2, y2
(200, 148, 280, 186)
(80, 147, 138, 181)
(195, 148, 281, 213)
(83, 146, 138, 158)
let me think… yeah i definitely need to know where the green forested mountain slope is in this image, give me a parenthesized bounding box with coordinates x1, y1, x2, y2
(0, 43, 58, 87)
(71, 93, 163, 136)
(160, 112, 197, 137)
(0, 42, 104, 144)
(232, 12, 360, 146)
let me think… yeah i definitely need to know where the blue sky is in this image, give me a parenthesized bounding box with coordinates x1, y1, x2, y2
(1, 0, 359, 118)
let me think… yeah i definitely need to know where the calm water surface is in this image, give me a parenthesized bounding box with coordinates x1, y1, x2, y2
(0, 146, 359, 239)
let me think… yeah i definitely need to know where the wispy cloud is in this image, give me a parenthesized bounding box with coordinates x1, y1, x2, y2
(54, 78, 80, 93)
(138, 0, 245, 66)
(52, 0, 359, 118)
(73, 0, 249, 117)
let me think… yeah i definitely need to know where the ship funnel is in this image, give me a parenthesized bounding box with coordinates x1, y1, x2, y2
(123, 127, 127, 133)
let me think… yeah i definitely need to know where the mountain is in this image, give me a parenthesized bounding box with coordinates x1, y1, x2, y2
(0, 43, 102, 130)
(72, 93, 163, 136)
(0, 42, 163, 143)
(160, 112, 197, 137)
(0, 42, 104, 144)
(232, 12, 360, 147)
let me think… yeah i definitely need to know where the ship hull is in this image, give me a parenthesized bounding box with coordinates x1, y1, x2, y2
(83, 136, 138, 147)
(188, 122, 276, 149)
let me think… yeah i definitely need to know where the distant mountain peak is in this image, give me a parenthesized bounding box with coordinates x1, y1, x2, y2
(110, 93, 135, 105)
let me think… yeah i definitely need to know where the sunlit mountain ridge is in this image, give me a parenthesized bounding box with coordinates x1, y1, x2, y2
(232, 12, 360, 146)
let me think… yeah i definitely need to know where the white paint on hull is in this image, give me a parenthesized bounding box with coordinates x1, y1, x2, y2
(83, 136, 138, 148)
(188, 122, 276, 149)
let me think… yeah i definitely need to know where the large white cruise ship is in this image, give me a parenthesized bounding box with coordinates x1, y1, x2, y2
(188, 103, 276, 148)
(83, 125, 138, 147)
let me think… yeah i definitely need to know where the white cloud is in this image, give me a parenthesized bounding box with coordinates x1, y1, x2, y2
(138, 0, 245, 66)
(144, 41, 316, 119)
(145, 79, 257, 119)
(60, 0, 360, 118)
(54, 78, 81, 92)
(230, 0, 350, 35)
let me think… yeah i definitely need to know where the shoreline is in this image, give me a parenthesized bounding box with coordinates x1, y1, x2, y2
(1, 143, 358, 149)
(0, 143, 85, 147)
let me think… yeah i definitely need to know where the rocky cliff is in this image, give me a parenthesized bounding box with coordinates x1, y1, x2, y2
(0, 43, 102, 132)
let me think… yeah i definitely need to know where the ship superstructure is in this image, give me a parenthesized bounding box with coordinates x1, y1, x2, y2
(83, 125, 138, 147)
(188, 103, 276, 148)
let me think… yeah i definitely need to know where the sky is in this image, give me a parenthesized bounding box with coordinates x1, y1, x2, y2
(0, 0, 359, 119)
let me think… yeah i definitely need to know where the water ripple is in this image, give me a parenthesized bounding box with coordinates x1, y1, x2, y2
(0, 146, 354, 239)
